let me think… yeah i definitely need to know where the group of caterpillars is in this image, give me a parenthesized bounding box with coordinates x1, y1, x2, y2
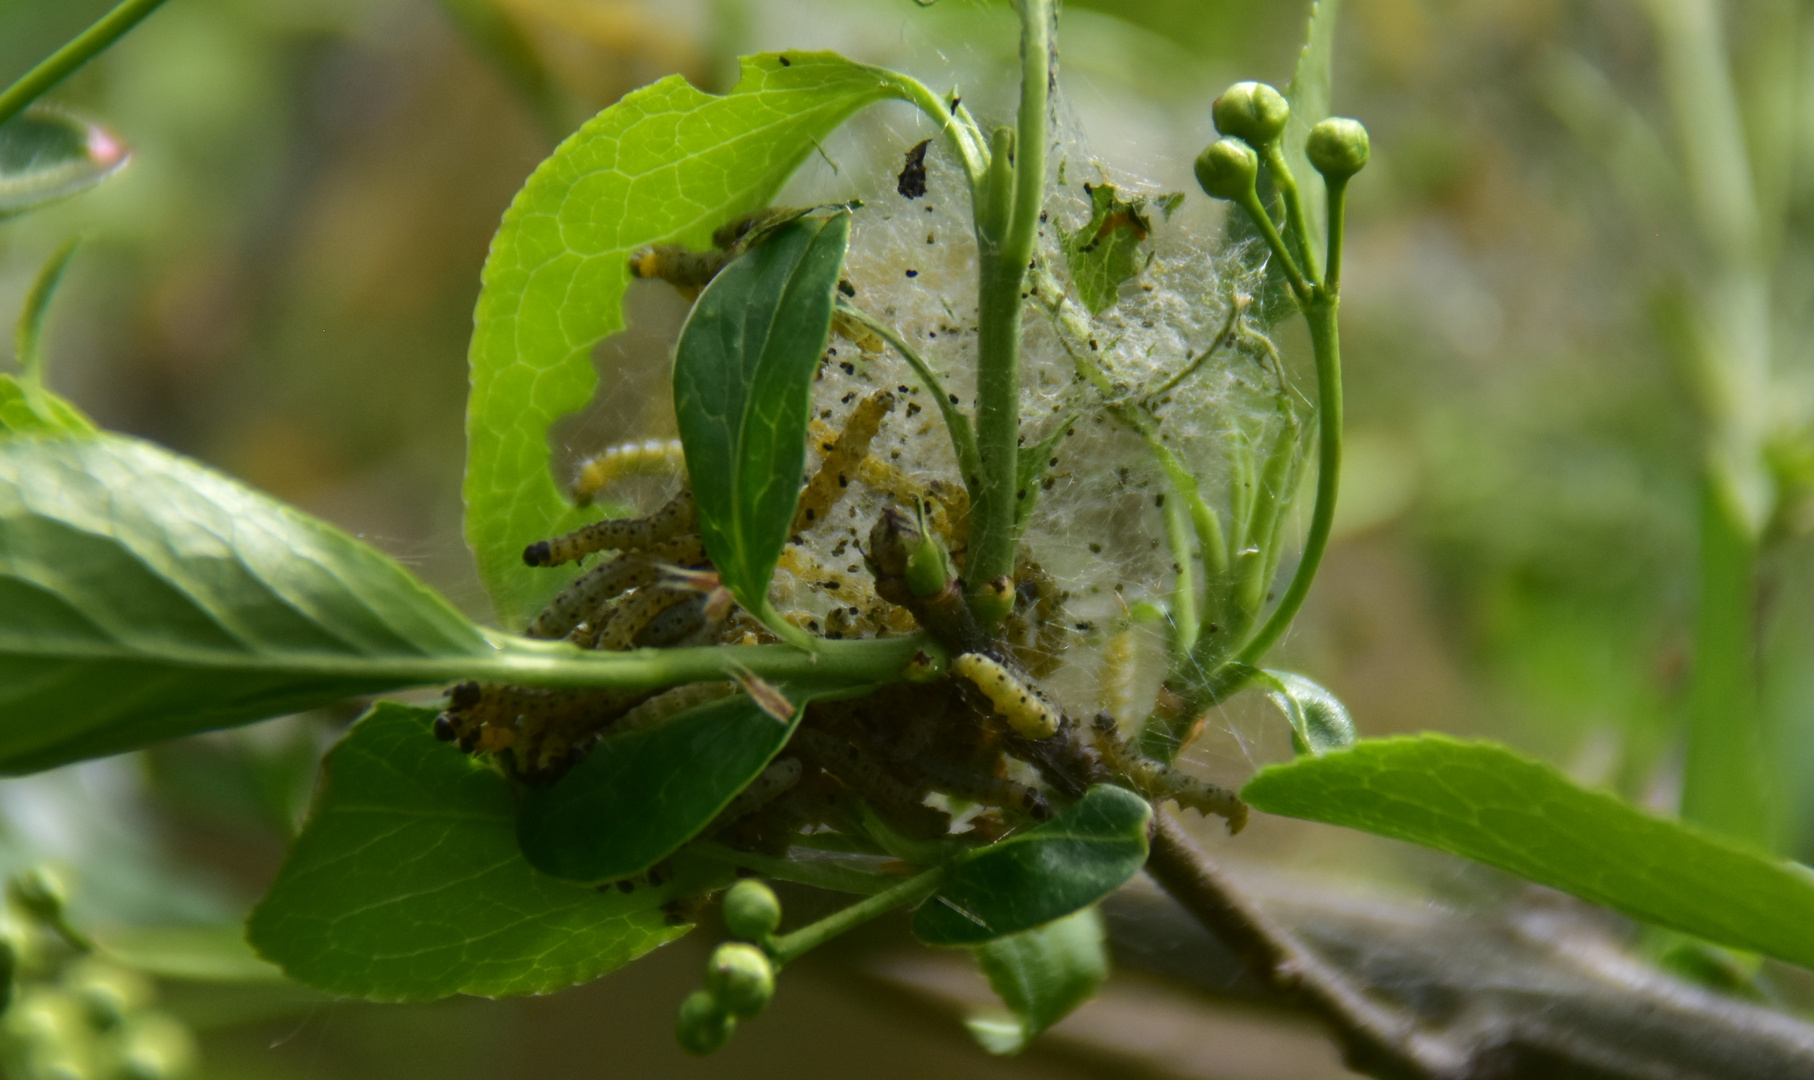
(434, 197, 1245, 854)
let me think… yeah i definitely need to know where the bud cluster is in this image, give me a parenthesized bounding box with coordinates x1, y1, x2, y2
(675, 880, 784, 1055)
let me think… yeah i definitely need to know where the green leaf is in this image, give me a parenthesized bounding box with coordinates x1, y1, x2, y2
(1252, 668, 1355, 755)
(0, 106, 129, 218)
(1242, 735, 1814, 970)
(0, 435, 494, 773)
(913, 785, 1152, 947)
(0, 377, 93, 437)
(0, 433, 932, 772)
(465, 53, 918, 627)
(250, 703, 725, 1000)
(518, 692, 804, 883)
(673, 212, 849, 632)
(2, 237, 96, 439)
(1284, 0, 1340, 250)
(965, 905, 1108, 1055)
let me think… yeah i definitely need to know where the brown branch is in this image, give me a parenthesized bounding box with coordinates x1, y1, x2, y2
(1144, 810, 1469, 1080)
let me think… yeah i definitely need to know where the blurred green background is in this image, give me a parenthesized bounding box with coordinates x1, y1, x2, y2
(1, 0, 1811, 1076)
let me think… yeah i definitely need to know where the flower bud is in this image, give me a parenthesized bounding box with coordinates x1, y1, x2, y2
(8, 868, 67, 924)
(675, 990, 735, 1055)
(1212, 81, 1290, 147)
(1306, 118, 1370, 180)
(722, 880, 782, 941)
(116, 1014, 197, 1080)
(706, 943, 775, 1018)
(1194, 139, 1259, 202)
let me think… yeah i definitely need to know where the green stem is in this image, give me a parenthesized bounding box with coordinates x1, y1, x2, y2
(0, 0, 174, 130)
(1324, 176, 1350, 295)
(1260, 143, 1322, 287)
(887, 73, 990, 188)
(1681, 472, 1767, 844)
(836, 301, 982, 484)
(966, 0, 1051, 622)
(1234, 190, 1314, 305)
(767, 865, 945, 967)
(1228, 295, 1341, 669)
(1162, 493, 1201, 663)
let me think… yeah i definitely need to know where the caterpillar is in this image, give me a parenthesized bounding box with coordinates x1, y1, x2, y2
(523, 535, 705, 640)
(614, 682, 737, 735)
(1089, 714, 1246, 832)
(572, 439, 686, 504)
(792, 390, 894, 535)
(577, 585, 695, 650)
(523, 488, 696, 568)
(952, 653, 1060, 739)
(709, 758, 804, 832)
(790, 728, 949, 841)
(434, 682, 650, 780)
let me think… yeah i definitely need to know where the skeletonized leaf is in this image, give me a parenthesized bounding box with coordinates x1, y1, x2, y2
(914, 785, 1151, 947)
(965, 905, 1108, 1055)
(0, 106, 129, 218)
(465, 53, 921, 626)
(1243, 735, 1814, 971)
(249, 704, 725, 1000)
(673, 212, 850, 629)
(517, 692, 804, 884)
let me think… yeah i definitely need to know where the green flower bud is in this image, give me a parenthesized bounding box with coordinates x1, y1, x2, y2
(1306, 118, 1370, 180)
(8, 868, 68, 924)
(1212, 81, 1290, 147)
(904, 532, 951, 598)
(722, 880, 782, 941)
(1194, 139, 1260, 203)
(63, 960, 153, 1030)
(115, 1014, 196, 1080)
(706, 942, 775, 1018)
(675, 989, 735, 1055)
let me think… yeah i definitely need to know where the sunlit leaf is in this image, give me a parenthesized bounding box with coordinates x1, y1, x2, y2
(518, 693, 804, 884)
(249, 704, 726, 1000)
(465, 52, 923, 627)
(1243, 735, 1814, 970)
(914, 785, 1151, 947)
(965, 905, 1107, 1055)
(673, 212, 849, 631)
(0, 106, 129, 218)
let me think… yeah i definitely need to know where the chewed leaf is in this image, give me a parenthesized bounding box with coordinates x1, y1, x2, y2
(674, 212, 850, 636)
(1243, 735, 1814, 971)
(250, 704, 726, 1000)
(465, 52, 918, 627)
(0, 106, 129, 218)
(914, 785, 1151, 947)
(517, 692, 808, 884)
(966, 906, 1108, 1055)
(1060, 183, 1165, 315)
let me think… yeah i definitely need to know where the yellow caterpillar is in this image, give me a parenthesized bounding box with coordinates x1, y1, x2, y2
(952, 653, 1059, 739)
(572, 439, 685, 503)
(792, 391, 894, 534)
(578, 585, 695, 650)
